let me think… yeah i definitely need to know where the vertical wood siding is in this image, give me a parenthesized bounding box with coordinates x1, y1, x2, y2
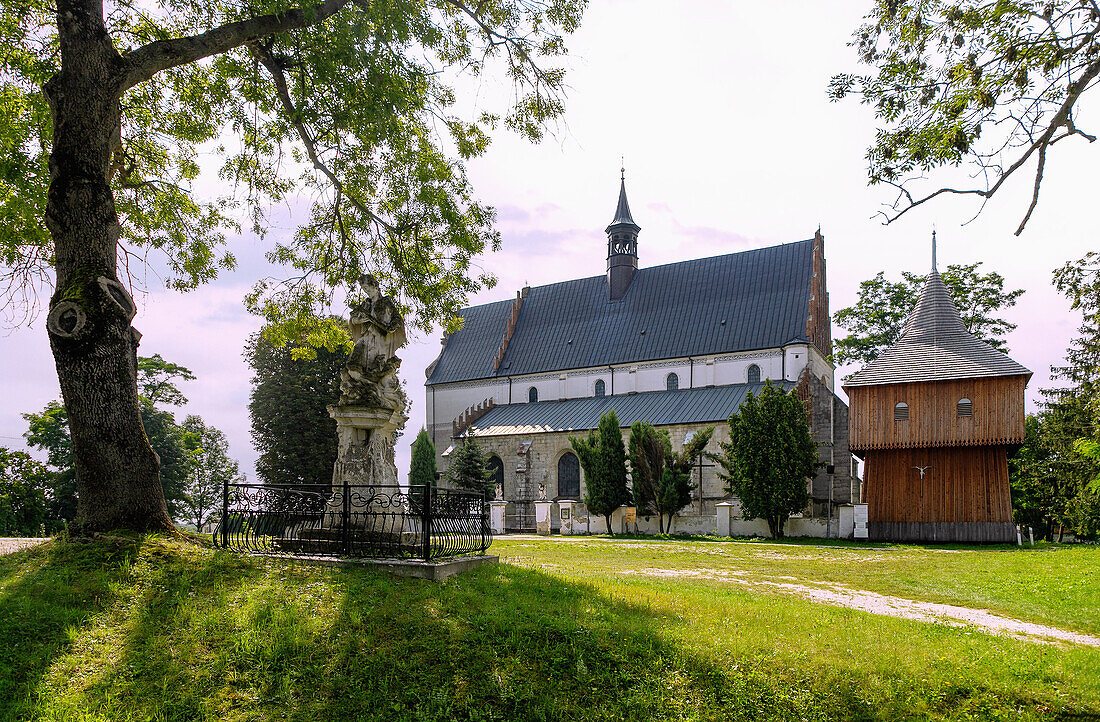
(863, 446, 1012, 525)
(846, 376, 1027, 451)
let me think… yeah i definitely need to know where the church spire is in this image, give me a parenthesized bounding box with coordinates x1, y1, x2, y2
(932, 229, 938, 272)
(605, 169, 640, 300)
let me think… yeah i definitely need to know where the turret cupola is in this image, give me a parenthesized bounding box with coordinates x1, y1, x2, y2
(606, 171, 640, 300)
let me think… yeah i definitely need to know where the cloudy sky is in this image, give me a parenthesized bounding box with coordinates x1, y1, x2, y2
(3, 1, 1095, 483)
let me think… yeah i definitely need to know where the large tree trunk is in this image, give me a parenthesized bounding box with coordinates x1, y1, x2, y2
(43, 0, 172, 534)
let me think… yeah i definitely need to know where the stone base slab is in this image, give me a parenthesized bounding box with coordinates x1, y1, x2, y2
(252, 553, 498, 581)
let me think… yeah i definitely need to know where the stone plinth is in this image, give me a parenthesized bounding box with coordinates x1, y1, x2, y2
(534, 500, 553, 535)
(489, 501, 508, 534)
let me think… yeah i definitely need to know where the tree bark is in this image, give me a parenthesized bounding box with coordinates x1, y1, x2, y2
(43, 0, 172, 534)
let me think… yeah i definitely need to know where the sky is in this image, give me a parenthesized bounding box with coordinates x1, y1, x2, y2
(2, 1, 1096, 486)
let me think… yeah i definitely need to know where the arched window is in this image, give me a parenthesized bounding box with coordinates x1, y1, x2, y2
(957, 398, 973, 417)
(666, 372, 679, 391)
(594, 379, 606, 397)
(747, 364, 761, 384)
(557, 452, 580, 498)
(487, 455, 504, 497)
(528, 386, 538, 403)
(894, 402, 909, 420)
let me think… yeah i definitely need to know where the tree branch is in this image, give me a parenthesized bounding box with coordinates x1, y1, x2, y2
(882, 57, 1100, 234)
(116, 0, 352, 90)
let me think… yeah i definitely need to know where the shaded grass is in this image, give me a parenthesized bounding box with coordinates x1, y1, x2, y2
(0, 535, 1097, 720)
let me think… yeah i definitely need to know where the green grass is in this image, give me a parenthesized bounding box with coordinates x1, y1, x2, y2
(0, 534, 1096, 721)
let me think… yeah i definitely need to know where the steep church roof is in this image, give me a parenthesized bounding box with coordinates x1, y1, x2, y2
(426, 239, 818, 385)
(844, 268, 1031, 387)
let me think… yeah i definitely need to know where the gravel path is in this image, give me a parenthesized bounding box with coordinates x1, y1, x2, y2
(633, 567, 1100, 647)
(0, 538, 49, 556)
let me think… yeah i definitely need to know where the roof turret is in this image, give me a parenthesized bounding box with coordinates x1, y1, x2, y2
(606, 176, 640, 232)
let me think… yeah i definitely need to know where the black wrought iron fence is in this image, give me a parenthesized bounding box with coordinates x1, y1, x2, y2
(212, 481, 491, 561)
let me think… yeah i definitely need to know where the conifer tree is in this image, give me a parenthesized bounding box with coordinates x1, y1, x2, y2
(570, 410, 631, 535)
(629, 422, 712, 534)
(715, 383, 819, 539)
(445, 435, 495, 500)
(409, 429, 438, 491)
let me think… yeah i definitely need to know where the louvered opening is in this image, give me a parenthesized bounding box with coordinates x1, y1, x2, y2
(894, 402, 909, 421)
(957, 398, 972, 417)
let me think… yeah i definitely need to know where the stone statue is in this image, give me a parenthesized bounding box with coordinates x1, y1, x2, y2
(339, 274, 408, 413)
(326, 274, 411, 532)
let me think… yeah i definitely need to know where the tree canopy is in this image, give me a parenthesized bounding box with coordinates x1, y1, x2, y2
(409, 429, 438, 490)
(628, 422, 712, 534)
(0, 0, 586, 533)
(180, 415, 243, 531)
(444, 435, 495, 500)
(833, 261, 1024, 367)
(831, 1, 1100, 234)
(715, 383, 818, 539)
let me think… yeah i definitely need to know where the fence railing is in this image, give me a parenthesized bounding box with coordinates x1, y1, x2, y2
(212, 481, 491, 561)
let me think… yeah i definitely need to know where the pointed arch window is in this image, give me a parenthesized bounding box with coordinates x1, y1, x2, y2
(528, 386, 538, 403)
(594, 379, 606, 397)
(747, 364, 761, 384)
(666, 372, 679, 391)
(487, 455, 504, 497)
(558, 452, 580, 498)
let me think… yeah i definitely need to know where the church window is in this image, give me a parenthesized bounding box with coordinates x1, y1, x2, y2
(894, 402, 909, 420)
(487, 455, 504, 496)
(666, 372, 679, 391)
(595, 379, 605, 397)
(528, 386, 538, 403)
(747, 364, 761, 384)
(558, 452, 580, 498)
(957, 398, 972, 417)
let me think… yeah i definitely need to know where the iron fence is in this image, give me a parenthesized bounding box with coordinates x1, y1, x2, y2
(212, 481, 491, 561)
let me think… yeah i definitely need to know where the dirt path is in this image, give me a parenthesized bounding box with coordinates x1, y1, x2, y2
(0, 538, 49, 556)
(634, 567, 1100, 647)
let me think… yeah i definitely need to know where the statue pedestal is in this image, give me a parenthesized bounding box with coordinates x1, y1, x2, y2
(326, 405, 409, 532)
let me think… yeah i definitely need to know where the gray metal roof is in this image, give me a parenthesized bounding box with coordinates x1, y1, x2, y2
(427, 239, 815, 385)
(466, 382, 794, 437)
(844, 269, 1031, 387)
(606, 178, 640, 231)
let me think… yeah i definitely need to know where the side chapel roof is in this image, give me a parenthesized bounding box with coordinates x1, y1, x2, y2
(844, 268, 1031, 387)
(426, 239, 817, 385)
(466, 382, 794, 437)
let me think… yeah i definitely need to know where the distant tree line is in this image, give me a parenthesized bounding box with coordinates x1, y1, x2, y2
(2, 354, 243, 536)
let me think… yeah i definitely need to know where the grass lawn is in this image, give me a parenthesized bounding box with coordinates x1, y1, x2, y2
(0, 534, 1096, 721)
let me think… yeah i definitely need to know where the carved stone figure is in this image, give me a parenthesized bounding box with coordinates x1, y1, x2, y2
(327, 275, 411, 533)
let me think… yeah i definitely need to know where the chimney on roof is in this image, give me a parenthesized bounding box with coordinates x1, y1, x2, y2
(606, 168, 640, 301)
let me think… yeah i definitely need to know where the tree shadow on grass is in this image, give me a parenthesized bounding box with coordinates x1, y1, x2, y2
(11, 541, 1094, 721)
(0, 536, 145, 721)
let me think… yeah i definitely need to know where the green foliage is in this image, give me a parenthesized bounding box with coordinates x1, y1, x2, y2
(246, 328, 346, 488)
(831, 1, 1100, 233)
(22, 401, 77, 525)
(833, 262, 1024, 367)
(180, 416, 243, 530)
(715, 383, 818, 539)
(569, 410, 631, 533)
(445, 435, 494, 499)
(409, 429, 437, 490)
(0, 447, 52, 536)
(0, 0, 587, 332)
(628, 422, 711, 534)
(136, 354, 196, 407)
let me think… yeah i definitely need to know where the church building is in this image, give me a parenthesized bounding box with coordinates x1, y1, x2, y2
(424, 179, 859, 533)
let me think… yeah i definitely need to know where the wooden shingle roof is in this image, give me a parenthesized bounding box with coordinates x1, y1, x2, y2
(844, 269, 1031, 387)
